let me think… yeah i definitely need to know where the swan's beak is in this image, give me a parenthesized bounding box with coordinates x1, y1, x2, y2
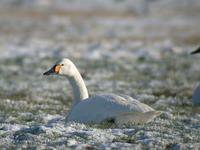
(43, 68, 54, 75)
(191, 47, 200, 55)
(43, 64, 61, 75)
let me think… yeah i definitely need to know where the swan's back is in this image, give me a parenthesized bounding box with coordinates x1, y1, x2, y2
(67, 94, 157, 124)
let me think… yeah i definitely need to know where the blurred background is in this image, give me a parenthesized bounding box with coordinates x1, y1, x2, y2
(0, 0, 200, 59)
(0, 0, 200, 149)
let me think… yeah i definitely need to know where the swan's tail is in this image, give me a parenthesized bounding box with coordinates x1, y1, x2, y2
(115, 111, 161, 126)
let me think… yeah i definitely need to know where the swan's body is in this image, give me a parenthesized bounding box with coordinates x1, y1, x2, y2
(67, 94, 157, 124)
(192, 85, 200, 107)
(191, 47, 200, 108)
(44, 58, 160, 125)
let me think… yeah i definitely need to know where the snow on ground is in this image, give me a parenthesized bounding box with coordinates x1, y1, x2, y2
(0, 0, 200, 149)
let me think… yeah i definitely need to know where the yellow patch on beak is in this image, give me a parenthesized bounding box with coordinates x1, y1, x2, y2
(53, 64, 61, 73)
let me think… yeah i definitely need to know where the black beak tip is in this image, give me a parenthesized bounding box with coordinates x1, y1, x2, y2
(191, 47, 200, 55)
(190, 51, 195, 55)
(43, 71, 49, 75)
(43, 69, 55, 76)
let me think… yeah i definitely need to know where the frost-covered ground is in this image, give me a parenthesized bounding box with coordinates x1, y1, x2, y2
(0, 0, 200, 149)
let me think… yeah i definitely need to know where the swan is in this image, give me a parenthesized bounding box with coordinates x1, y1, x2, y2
(191, 47, 200, 108)
(43, 58, 161, 125)
(192, 85, 200, 107)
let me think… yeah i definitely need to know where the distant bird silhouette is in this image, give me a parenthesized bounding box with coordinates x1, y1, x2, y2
(191, 47, 200, 55)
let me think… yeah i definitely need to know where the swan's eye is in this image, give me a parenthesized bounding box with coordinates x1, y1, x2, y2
(61, 64, 64, 66)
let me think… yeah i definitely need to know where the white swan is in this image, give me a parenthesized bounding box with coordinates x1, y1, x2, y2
(43, 58, 160, 125)
(192, 85, 200, 107)
(191, 47, 200, 108)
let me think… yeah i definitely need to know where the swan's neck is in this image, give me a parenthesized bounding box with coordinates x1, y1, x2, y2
(68, 69, 89, 107)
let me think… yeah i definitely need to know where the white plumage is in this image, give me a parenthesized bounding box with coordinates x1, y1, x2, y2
(191, 47, 200, 111)
(192, 85, 200, 106)
(44, 58, 160, 125)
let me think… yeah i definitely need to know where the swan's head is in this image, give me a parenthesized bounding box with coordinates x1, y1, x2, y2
(43, 58, 76, 77)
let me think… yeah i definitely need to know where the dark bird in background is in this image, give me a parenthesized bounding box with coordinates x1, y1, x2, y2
(191, 47, 200, 54)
